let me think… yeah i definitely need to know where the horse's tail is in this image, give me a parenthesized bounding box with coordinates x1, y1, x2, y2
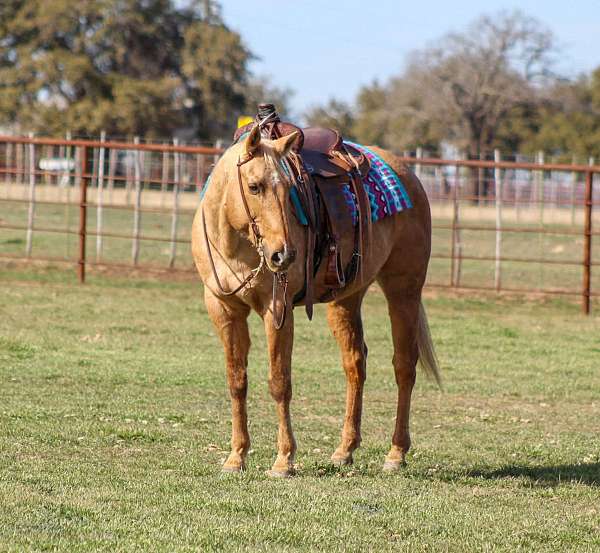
(417, 301, 442, 388)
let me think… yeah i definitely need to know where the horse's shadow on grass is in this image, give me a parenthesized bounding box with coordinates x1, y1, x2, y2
(465, 462, 600, 487)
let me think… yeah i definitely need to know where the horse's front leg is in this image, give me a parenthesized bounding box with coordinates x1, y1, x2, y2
(263, 307, 296, 477)
(204, 288, 251, 473)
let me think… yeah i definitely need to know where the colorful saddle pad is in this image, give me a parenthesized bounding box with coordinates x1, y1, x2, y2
(342, 142, 412, 225)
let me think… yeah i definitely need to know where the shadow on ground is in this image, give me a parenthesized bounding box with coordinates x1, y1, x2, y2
(467, 462, 600, 487)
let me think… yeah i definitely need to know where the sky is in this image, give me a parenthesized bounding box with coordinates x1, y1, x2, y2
(218, 0, 600, 118)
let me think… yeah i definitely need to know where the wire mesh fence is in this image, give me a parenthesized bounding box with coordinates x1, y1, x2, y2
(0, 136, 598, 313)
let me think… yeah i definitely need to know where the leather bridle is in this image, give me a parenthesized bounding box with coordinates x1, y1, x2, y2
(201, 150, 289, 330)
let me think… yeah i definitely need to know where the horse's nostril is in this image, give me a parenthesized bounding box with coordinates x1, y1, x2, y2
(271, 251, 285, 266)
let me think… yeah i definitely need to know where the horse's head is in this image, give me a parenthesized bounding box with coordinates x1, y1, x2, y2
(226, 125, 301, 273)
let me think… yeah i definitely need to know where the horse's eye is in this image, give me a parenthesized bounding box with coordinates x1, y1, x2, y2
(248, 183, 260, 195)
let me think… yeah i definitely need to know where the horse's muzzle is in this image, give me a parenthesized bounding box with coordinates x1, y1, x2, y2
(269, 245, 297, 271)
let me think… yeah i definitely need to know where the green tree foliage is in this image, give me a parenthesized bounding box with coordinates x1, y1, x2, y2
(352, 83, 389, 147)
(242, 78, 294, 120)
(304, 99, 355, 138)
(0, 0, 254, 140)
(508, 72, 600, 160)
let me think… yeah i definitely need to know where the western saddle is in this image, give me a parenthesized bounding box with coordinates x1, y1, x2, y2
(233, 104, 372, 320)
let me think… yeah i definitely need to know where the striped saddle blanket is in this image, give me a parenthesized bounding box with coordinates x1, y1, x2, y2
(341, 142, 412, 225)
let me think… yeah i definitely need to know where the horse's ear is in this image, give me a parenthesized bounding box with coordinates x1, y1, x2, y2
(245, 125, 261, 156)
(272, 131, 299, 157)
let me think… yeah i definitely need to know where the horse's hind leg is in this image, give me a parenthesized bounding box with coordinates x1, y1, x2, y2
(204, 288, 251, 473)
(327, 289, 368, 466)
(377, 274, 421, 471)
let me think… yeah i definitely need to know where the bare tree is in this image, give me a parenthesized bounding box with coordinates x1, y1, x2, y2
(407, 10, 557, 158)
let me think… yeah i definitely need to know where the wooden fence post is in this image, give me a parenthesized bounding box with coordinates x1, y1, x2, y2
(537, 150, 545, 225)
(64, 132, 73, 258)
(160, 148, 169, 208)
(494, 149, 503, 291)
(96, 130, 106, 261)
(415, 147, 423, 182)
(450, 162, 462, 286)
(582, 170, 593, 315)
(108, 147, 116, 204)
(6, 141, 13, 186)
(169, 138, 180, 268)
(42, 145, 50, 186)
(78, 146, 88, 283)
(213, 139, 223, 171)
(199, 152, 206, 193)
(570, 156, 578, 226)
(131, 136, 142, 265)
(125, 143, 133, 205)
(478, 151, 484, 210)
(16, 142, 23, 190)
(25, 133, 36, 257)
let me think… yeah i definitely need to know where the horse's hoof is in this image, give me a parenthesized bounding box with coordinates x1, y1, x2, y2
(331, 453, 353, 466)
(266, 467, 295, 478)
(222, 463, 244, 474)
(221, 458, 246, 474)
(382, 460, 406, 472)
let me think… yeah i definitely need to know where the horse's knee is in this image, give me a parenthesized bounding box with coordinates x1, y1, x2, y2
(227, 368, 248, 400)
(392, 353, 417, 387)
(342, 342, 368, 384)
(268, 375, 292, 403)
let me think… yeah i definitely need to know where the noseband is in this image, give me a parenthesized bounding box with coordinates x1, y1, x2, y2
(201, 151, 289, 330)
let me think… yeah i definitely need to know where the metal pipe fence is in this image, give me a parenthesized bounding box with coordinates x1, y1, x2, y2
(398, 153, 599, 314)
(0, 136, 597, 313)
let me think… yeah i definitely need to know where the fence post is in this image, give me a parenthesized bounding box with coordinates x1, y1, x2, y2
(108, 146, 116, 204)
(478, 151, 484, 210)
(213, 139, 223, 168)
(125, 143, 133, 205)
(199, 152, 206, 194)
(169, 138, 180, 268)
(494, 149, 503, 291)
(160, 147, 169, 208)
(571, 156, 578, 225)
(25, 133, 36, 257)
(16, 142, 23, 189)
(450, 162, 461, 286)
(78, 146, 88, 283)
(537, 150, 545, 225)
(131, 136, 142, 265)
(582, 170, 593, 315)
(96, 130, 106, 261)
(415, 147, 423, 182)
(6, 141, 13, 186)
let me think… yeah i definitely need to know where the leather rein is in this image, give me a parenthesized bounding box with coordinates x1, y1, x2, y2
(201, 151, 289, 330)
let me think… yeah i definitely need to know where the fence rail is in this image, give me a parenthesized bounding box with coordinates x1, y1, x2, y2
(0, 136, 597, 313)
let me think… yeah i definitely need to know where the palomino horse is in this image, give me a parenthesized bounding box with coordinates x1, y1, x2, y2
(191, 125, 440, 477)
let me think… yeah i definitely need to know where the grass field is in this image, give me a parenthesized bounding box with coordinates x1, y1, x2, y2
(1, 264, 600, 551)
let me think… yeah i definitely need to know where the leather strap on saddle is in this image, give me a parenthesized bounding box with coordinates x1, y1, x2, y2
(233, 104, 372, 316)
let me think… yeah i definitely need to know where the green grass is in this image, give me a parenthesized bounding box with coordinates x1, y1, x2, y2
(1, 264, 600, 551)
